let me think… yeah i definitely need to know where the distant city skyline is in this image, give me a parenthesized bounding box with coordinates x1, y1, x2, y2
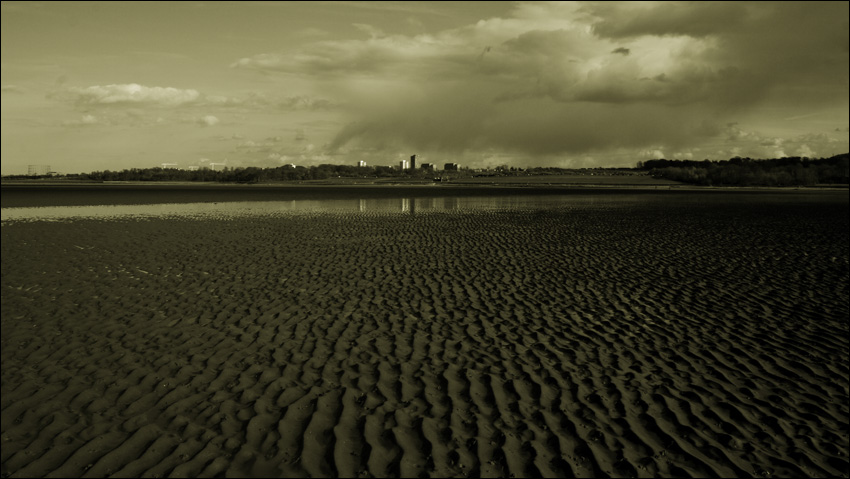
(2, 1, 848, 175)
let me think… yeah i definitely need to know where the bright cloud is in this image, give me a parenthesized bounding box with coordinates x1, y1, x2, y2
(62, 114, 99, 127)
(197, 115, 219, 127)
(63, 83, 201, 106)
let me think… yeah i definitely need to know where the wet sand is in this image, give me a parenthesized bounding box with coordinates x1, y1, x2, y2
(2, 193, 848, 477)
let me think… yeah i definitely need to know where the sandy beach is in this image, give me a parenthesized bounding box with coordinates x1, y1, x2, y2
(2, 191, 848, 478)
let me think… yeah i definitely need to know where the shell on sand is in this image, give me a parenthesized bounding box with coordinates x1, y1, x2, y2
(1, 193, 848, 478)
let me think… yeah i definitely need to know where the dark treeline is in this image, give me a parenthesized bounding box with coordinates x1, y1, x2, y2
(637, 154, 849, 186)
(72, 164, 441, 183)
(6, 154, 848, 186)
(13, 164, 630, 182)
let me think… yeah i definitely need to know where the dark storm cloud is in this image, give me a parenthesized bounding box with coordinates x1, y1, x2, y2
(234, 1, 848, 162)
(586, 1, 751, 38)
(588, 2, 849, 92)
(329, 86, 715, 157)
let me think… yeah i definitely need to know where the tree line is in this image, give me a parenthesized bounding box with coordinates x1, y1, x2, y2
(73, 164, 446, 183)
(7, 154, 848, 186)
(637, 154, 849, 186)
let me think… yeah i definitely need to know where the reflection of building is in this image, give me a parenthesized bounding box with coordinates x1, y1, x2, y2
(401, 198, 410, 212)
(410, 155, 416, 170)
(27, 164, 51, 176)
(444, 163, 460, 171)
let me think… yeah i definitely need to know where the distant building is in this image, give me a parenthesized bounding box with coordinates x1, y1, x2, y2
(27, 164, 51, 176)
(420, 163, 435, 170)
(410, 155, 416, 170)
(358, 160, 367, 167)
(161, 163, 178, 169)
(444, 163, 460, 171)
(209, 162, 227, 171)
(187, 166, 200, 171)
(399, 159, 409, 170)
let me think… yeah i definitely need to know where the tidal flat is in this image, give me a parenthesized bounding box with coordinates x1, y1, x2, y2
(2, 191, 848, 478)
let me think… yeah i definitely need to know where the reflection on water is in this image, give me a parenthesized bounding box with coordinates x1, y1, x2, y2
(1, 196, 617, 223)
(3, 192, 831, 224)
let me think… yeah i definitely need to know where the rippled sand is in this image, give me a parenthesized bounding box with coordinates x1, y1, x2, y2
(2, 194, 848, 478)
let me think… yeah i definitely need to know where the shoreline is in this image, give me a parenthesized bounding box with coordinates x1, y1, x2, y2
(2, 182, 847, 208)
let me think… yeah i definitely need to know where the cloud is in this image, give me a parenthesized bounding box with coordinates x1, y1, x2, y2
(1, 84, 24, 94)
(704, 125, 848, 160)
(795, 144, 815, 158)
(62, 114, 100, 127)
(230, 36, 459, 77)
(278, 95, 338, 110)
(588, 2, 849, 97)
(58, 83, 201, 106)
(45, 83, 341, 132)
(352, 23, 385, 39)
(226, 2, 850, 164)
(197, 115, 220, 127)
(585, 2, 752, 38)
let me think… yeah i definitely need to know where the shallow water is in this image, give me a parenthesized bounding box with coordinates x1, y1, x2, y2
(0, 195, 623, 223)
(2, 192, 844, 223)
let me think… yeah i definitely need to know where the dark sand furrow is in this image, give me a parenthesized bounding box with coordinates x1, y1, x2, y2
(243, 412, 278, 451)
(420, 415, 457, 477)
(272, 394, 315, 477)
(157, 439, 224, 478)
(332, 387, 368, 478)
(399, 361, 427, 407)
(3, 409, 75, 464)
(643, 396, 747, 477)
(109, 434, 178, 477)
(1, 382, 77, 443)
(527, 419, 574, 477)
(375, 361, 403, 408)
(440, 368, 479, 472)
(502, 433, 543, 478)
(300, 390, 342, 477)
(37, 430, 126, 478)
(392, 411, 431, 477)
(2, 412, 87, 476)
(364, 412, 402, 477)
(79, 422, 163, 476)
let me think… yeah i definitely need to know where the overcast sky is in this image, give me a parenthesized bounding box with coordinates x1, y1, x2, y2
(2, 1, 848, 174)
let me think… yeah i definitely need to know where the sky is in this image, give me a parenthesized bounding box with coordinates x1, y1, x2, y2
(2, 1, 848, 175)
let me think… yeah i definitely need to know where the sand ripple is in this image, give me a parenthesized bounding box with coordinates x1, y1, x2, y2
(2, 195, 848, 477)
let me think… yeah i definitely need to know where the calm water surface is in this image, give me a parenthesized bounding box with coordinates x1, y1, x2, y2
(1, 193, 844, 224)
(0, 195, 627, 223)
